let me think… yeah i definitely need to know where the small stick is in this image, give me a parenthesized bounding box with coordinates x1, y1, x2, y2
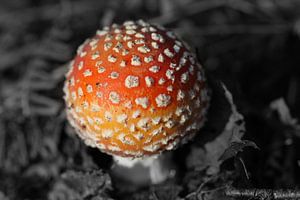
(225, 187, 300, 199)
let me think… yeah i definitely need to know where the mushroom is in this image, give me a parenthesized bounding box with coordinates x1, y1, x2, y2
(63, 20, 210, 186)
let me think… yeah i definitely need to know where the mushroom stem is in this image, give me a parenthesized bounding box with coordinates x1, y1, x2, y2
(111, 152, 175, 187)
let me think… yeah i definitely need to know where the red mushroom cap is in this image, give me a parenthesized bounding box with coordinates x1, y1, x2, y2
(64, 20, 210, 158)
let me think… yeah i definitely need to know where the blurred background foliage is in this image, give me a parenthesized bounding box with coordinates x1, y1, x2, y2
(0, 0, 300, 199)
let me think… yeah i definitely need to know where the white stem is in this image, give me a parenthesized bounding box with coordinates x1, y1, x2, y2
(111, 153, 175, 185)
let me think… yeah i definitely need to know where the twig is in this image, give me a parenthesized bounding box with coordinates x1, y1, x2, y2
(238, 157, 249, 180)
(225, 187, 300, 199)
(184, 181, 207, 199)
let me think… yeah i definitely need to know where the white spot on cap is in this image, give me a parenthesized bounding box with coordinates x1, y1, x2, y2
(135, 33, 145, 38)
(167, 85, 173, 92)
(145, 76, 154, 87)
(137, 45, 150, 53)
(104, 111, 112, 121)
(71, 92, 76, 100)
(105, 34, 113, 41)
(131, 55, 141, 66)
(120, 60, 126, 67)
(102, 129, 113, 138)
(151, 42, 159, 49)
(173, 44, 180, 53)
(152, 117, 161, 125)
(104, 42, 112, 51)
(109, 71, 119, 79)
(151, 126, 163, 136)
(149, 26, 157, 32)
(118, 134, 135, 145)
(132, 110, 141, 118)
(108, 55, 117, 63)
(177, 57, 187, 71)
(122, 49, 129, 56)
(130, 124, 136, 132)
(164, 48, 174, 58)
(144, 56, 153, 63)
(170, 62, 177, 69)
(175, 107, 184, 116)
(151, 33, 162, 41)
(158, 54, 164, 62)
(175, 40, 183, 47)
(127, 41, 134, 49)
(134, 132, 144, 140)
(123, 35, 132, 41)
(66, 62, 74, 76)
(86, 85, 93, 93)
(177, 90, 185, 101)
(80, 51, 87, 57)
(149, 65, 160, 73)
(96, 30, 108, 36)
(158, 78, 166, 85)
(143, 144, 160, 152)
(70, 77, 75, 86)
(91, 103, 101, 112)
(126, 29, 136, 35)
(165, 120, 175, 128)
(124, 101, 132, 109)
(96, 91, 103, 98)
(94, 60, 102, 66)
(141, 27, 150, 33)
(189, 90, 196, 99)
(137, 118, 150, 131)
(125, 75, 139, 88)
(123, 21, 135, 26)
(87, 117, 94, 125)
(181, 72, 189, 83)
(166, 69, 175, 81)
(135, 97, 149, 109)
(180, 114, 188, 124)
(155, 94, 171, 107)
(113, 42, 123, 53)
(135, 39, 145, 44)
(163, 113, 172, 122)
(115, 34, 123, 40)
(95, 117, 103, 124)
(109, 91, 120, 104)
(117, 114, 128, 123)
(82, 101, 89, 109)
(91, 51, 100, 60)
(108, 145, 121, 152)
(150, 107, 155, 113)
(189, 56, 196, 64)
(78, 61, 84, 70)
(97, 66, 105, 73)
(83, 69, 92, 77)
(75, 107, 82, 113)
(114, 28, 121, 34)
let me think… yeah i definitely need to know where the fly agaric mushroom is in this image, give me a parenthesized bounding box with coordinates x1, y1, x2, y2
(64, 20, 210, 185)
